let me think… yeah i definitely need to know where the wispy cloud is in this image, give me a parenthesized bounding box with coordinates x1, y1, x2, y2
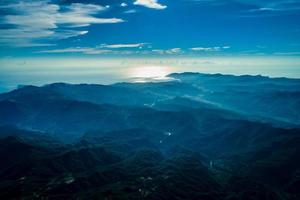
(247, 0, 300, 11)
(99, 43, 147, 49)
(166, 48, 183, 54)
(37, 43, 149, 54)
(134, 0, 167, 10)
(124, 9, 137, 14)
(190, 0, 300, 14)
(38, 44, 185, 56)
(152, 48, 183, 54)
(38, 47, 114, 55)
(0, 1, 124, 47)
(273, 52, 300, 56)
(190, 46, 230, 52)
(249, 7, 279, 12)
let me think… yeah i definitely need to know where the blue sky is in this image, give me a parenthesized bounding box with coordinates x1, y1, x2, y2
(0, 0, 300, 57)
(1, 0, 300, 92)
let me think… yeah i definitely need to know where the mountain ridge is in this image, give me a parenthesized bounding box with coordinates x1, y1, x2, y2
(0, 72, 299, 199)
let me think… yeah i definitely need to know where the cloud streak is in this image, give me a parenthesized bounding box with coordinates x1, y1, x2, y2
(38, 47, 114, 55)
(152, 48, 183, 54)
(99, 43, 147, 49)
(190, 0, 300, 13)
(190, 46, 230, 52)
(0, 1, 124, 47)
(37, 43, 149, 54)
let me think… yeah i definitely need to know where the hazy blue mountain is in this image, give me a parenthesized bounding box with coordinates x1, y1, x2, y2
(169, 73, 300, 126)
(0, 73, 299, 199)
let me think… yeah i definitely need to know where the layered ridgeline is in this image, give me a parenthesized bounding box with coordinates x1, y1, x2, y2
(0, 73, 299, 199)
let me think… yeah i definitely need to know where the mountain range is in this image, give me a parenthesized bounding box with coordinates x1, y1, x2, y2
(0, 72, 299, 200)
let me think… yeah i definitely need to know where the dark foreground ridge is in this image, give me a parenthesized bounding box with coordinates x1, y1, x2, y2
(0, 72, 300, 199)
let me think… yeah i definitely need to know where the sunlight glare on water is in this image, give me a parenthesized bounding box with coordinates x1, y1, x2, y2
(129, 66, 173, 82)
(1, 56, 300, 92)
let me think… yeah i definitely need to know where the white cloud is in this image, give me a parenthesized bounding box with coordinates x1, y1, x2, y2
(0, 1, 124, 47)
(124, 9, 137, 14)
(152, 48, 182, 54)
(99, 43, 147, 49)
(37, 43, 148, 54)
(190, 46, 230, 52)
(121, 2, 128, 7)
(249, 7, 279, 12)
(166, 48, 182, 54)
(222, 46, 231, 49)
(37, 47, 113, 55)
(37, 44, 186, 56)
(134, 0, 167, 10)
(152, 49, 164, 54)
(67, 3, 106, 14)
(190, 0, 300, 12)
(190, 47, 220, 51)
(38, 47, 93, 53)
(241, 0, 300, 11)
